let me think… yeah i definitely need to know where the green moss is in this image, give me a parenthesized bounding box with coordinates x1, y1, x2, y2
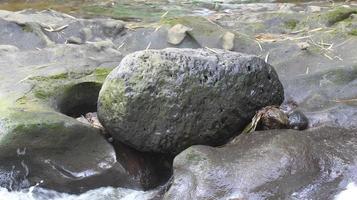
(324, 7, 357, 26)
(82, 4, 185, 22)
(16, 96, 29, 105)
(30, 72, 69, 81)
(93, 68, 113, 82)
(98, 79, 127, 120)
(21, 24, 33, 32)
(186, 152, 205, 162)
(34, 89, 52, 99)
(284, 19, 299, 29)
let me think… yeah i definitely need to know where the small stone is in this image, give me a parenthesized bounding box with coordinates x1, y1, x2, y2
(297, 42, 310, 50)
(167, 24, 192, 45)
(288, 110, 309, 130)
(67, 36, 83, 44)
(222, 31, 235, 50)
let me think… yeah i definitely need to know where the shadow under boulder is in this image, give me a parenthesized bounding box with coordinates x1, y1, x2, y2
(55, 82, 102, 118)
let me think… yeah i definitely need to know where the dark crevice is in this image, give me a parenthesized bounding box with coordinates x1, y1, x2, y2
(55, 82, 102, 118)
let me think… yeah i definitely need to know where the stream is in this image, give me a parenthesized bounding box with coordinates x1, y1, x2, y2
(0, 0, 356, 200)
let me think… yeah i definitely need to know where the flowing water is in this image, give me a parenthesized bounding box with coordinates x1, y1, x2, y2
(0, 186, 159, 200)
(0, 0, 355, 199)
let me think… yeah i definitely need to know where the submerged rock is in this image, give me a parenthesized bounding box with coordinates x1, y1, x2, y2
(98, 48, 284, 154)
(164, 126, 357, 200)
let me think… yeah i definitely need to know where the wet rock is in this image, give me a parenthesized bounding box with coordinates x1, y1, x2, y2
(0, 9, 170, 193)
(98, 48, 284, 154)
(0, 111, 138, 193)
(164, 126, 357, 200)
(288, 110, 309, 130)
(324, 7, 357, 26)
(0, 9, 126, 49)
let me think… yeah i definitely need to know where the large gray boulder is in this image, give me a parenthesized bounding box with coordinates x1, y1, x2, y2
(98, 48, 284, 154)
(164, 126, 357, 200)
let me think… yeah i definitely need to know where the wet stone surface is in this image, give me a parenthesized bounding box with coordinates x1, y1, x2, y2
(0, 1, 356, 199)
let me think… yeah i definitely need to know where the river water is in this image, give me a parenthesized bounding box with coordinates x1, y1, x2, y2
(0, 186, 159, 200)
(0, 0, 355, 199)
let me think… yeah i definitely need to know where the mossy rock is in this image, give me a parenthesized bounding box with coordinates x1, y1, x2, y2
(323, 7, 357, 26)
(98, 48, 284, 154)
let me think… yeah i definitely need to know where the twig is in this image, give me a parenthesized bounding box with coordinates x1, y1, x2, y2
(334, 55, 343, 61)
(287, 35, 312, 41)
(255, 40, 263, 51)
(118, 42, 125, 49)
(205, 47, 219, 54)
(43, 24, 68, 32)
(265, 52, 270, 63)
(154, 25, 162, 32)
(161, 11, 169, 18)
(291, 28, 308, 34)
(17, 75, 32, 84)
(323, 53, 333, 60)
(308, 27, 323, 33)
(146, 41, 152, 50)
(333, 98, 357, 103)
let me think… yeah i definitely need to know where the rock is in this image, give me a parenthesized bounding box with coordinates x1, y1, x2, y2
(98, 48, 284, 154)
(164, 126, 357, 200)
(0, 9, 126, 49)
(167, 24, 192, 45)
(297, 41, 310, 50)
(288, 109, 309, 130)
(66, 36, 83, 44)
(114, 27, 200, 56)
(0, 10, 171, 193)
(222, 31, 235, 50)
(0, 111, 139, 193)
(162, 17, 243, 50)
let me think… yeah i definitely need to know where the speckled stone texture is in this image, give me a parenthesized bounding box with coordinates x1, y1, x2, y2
(98, 48, 284, 154)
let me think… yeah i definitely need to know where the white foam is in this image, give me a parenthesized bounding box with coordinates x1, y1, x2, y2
(335, 182, 357, 200)
(0, 187, 158, 200)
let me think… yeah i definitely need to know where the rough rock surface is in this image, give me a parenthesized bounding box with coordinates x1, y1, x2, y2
(164, 126, 357, 200)
(98, 48, 284, 154)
